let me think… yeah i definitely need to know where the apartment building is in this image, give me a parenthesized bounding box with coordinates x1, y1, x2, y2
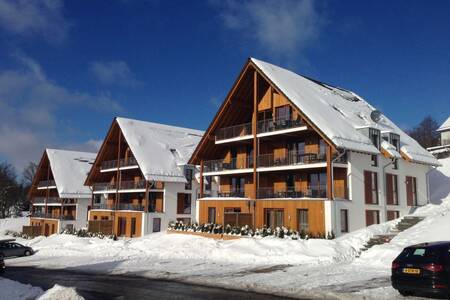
(84, 117, 206, 237)
(28, 149, 96, 236)
(189, 58, 439, 236)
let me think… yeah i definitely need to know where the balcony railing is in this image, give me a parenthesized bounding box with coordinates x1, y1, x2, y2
(92, 182, 116, 192)
(217, 188, 246, 198)
(257, 186, 327, 199)
(92, 202, 145, 212)
(215, 122, 252, 141)
(119, 179, 146, 190)
(257, 118, 304, 134)
(204, 156, 254, 173)
(31, 212, 74, 220)
(100, 157, 138, 170)
(257, 151, 326, 168)
(33, 197, 61, 204)
(37, 180, 56, 188)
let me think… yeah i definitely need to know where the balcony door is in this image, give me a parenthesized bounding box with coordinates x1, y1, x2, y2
(264, 209, 284, 228)
(309, 173, 327, 198)
(231, 177, 245, 196)
(117, 217, 126, 236)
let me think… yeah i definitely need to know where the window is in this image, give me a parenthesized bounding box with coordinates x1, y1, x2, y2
(364, 171, 379, 204)
(231, 177, 245, 196)
(205, 176, 212, 191)
(386, 174, 398, 205)
(264, 209, 284, 228)
(153, 218, 161, 232)
(94, 195, 101, 204)
(101, 216, 108, 220)
(93, 215, 98, 220)
(224, 207, 241, 213)
(309, 172, 327, 198)
(286, 174, 295, 190)
(318, 139, 326, 159)
(207, 207, 216, 224)
(177, 193, 191, 214)
(340, 209, 349, 233)
(369, 128, 381, 149)
(365, 210, 380, 226)
(131, 217, 136, 237)
(371, 154, 378, 167)
(275, 105, 291, 121)
(177, 217, 191, 224)
(185, 167, 193, 190)
(297, 209, 309, 232)
(406, 176, 418, 206)
(390, 133, 400, 151)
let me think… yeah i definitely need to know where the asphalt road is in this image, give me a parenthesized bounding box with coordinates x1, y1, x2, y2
(2, 266, 298, 300)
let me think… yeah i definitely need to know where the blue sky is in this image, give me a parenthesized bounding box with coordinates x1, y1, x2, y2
(0, 0, 449, 171)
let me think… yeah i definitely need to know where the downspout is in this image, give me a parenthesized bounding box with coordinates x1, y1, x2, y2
(382, 158, 395, 222)
(331, 149, 346, 235)
(425, 165, 437, 204)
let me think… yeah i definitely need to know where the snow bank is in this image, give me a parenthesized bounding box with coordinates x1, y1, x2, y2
(37, 284, 84, 300)
(429, 156, 450, 203)
(0, 277, 43, 300)
(0, 217, 28, 235)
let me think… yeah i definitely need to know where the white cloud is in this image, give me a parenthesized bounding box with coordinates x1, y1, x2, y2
(90, 60, 141, 87)
(0, 0, 70, 44)
(214, 0, 325, 60)
(0, 54, 121, 171)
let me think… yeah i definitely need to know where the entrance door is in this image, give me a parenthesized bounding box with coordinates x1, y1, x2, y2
(44, 224, 49, 236)
(117, 217, 127, 236)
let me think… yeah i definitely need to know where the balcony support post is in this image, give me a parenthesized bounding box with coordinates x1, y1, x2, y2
(326, 145, 333, 200)
(144, 180, 149, 213)
(200, 160, 204, 199)
(115, 129, 122, 212)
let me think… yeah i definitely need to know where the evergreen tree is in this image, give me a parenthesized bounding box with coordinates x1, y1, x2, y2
(0, 162, 20, 218)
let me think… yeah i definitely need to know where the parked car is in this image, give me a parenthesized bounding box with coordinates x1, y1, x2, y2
(0, 239, 34, 258)
(391, 241, 450, 298)
(0, 256, 5, 274)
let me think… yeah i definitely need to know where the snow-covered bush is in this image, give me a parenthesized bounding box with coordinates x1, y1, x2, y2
(168, 221, 334, 240)
(62, 228, 115, 240)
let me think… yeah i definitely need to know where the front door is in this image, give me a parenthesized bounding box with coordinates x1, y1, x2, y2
(117, 217, 127, 236)
(44, 224, 49, 236)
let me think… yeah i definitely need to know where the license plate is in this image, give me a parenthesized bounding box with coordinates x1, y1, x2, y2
(403, 268, 420, 274)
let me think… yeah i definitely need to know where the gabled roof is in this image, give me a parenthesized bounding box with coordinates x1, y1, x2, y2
(437, 116, 450, 132)
(116, 117, 204, 183)
(250, 58, 439, 166)
(46, 149, 96, 198)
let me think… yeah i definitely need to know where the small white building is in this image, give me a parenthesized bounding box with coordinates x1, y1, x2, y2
(428, 116, 450, 159)
(29, 149, 96, 235)
(85, 117, 214, 237)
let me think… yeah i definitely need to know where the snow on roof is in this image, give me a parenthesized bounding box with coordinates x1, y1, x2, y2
(116, 117, 204, 183)
(381, 140, 402, 159)
(437, 116, 450, 132)
(46, 149, 96, 199)
(251, 58, 439, 166)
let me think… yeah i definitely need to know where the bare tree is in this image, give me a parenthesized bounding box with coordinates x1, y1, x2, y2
(407, 116, 440, 149)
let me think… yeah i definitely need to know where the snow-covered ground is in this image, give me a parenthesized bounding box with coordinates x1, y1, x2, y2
(1, 158, 449, 300)
(0, 278, 84, 300)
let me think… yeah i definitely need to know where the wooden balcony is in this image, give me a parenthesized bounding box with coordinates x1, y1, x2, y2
(215, 122, 252, 142)
(257, 152, 326, 168)
(119, 179, 146, 191)
(203, 157, 254, 174)
(31, 212, 75, 220)
(92, 182, 116, 192)
(32, 197, 61, 204)
(100, 157, 138, 171)
(37, 180, 56, 189)
(92, 203, 145, 212)
(257, 118, 306, 135)
(257, 186, 327, 199)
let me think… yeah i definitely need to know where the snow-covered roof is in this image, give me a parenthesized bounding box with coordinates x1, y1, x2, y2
(116, 117, 204, 183)
(46, 149, 96, 199)
(251, 58, 439, 166)
(437, 116, 450, 132)
(381, 141, 402, 159)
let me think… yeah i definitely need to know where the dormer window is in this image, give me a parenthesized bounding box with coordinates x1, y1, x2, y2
(369, 128, 381, 149)
(390, 133, 400, 152)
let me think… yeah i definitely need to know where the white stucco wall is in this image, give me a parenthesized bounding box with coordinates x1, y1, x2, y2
(330, 151, 431, 236)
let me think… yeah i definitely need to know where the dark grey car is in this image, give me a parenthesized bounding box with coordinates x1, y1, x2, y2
(0, 241, 34, 258)
(0, 256, 5, 273)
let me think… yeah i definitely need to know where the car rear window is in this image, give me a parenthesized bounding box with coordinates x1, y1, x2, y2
(399, 247, 443, 262)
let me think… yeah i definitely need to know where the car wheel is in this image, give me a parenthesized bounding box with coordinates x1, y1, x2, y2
(24, 250, 31, 256)
(399, 290, 412, 297)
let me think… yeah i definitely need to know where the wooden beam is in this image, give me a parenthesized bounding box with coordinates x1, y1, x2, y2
(252, 70, 258, 201)
(144, 180, 149, 213)
(200, 160, 204, 199)
(326, 145, 333, 200)
(115, 129, 122, 211)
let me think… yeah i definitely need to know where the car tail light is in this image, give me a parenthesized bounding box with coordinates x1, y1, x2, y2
(391, 262, 400, 269)
(423, 263, 444, 272)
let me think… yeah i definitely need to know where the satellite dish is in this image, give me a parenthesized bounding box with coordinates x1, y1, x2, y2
(370, 110, 382, 123)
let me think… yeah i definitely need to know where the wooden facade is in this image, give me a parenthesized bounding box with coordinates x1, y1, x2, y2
(89, 210, 143, 238)
(189, 60, 349, 234)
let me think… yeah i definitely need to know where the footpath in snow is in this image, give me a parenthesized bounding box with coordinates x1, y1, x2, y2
(1, 157, 449, 300)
